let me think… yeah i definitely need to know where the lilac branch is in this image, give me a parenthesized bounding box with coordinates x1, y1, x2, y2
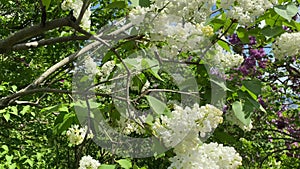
(0, 16, 74, 53)
(12, 36, 88, 51)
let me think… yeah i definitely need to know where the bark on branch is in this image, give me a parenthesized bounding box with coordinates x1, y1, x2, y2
(12, 36, 88, 51)
(0, 88, 126, 108)
(0, 16, 74, 53)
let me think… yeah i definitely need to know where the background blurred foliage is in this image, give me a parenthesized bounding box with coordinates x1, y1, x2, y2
(0, 0, 299, 168)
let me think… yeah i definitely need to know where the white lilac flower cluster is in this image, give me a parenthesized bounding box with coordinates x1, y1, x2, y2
(79, 155, 101, 169)
(152, 104, 223, 148)
(152, 103, 242, 169)
(209, 45, 244, 69)
(117, 113, 146, 135)
(151, 0, 216, 22)
(99, 60, 115, 80)
(128, 6, 148, 26)
(84, 57, 115, 93)
(61, 0, 91, 31)
(128, 1, 245, 70)
(84, 56, 99, 75)
(196, 104, 224, 137)
(141, 80, 150, 93)
(220, 0, 275, 25)
(128, 0, 215, 57)
(96, 60, 116, 93)
(152, 22, 213, 51)
(129, 0, 215, 26)
(272, 32, 300, 60)
(66, 125, 94, 146)
(168, 141, 243, 169)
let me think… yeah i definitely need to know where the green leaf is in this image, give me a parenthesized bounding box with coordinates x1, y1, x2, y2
(36, 152, 43, 161)
(240, 86, 257, 100)
(232, 101, 250, 126)
(237, 27, 249, 43)
(99, 164, 116, 169)
(141, 58, 163, 81)
(210, 79, 232, 91)
(80, 75, 90, 83)
(241, 80, 262, 96)
(130, 0, 139, 7)
(58, 105, 69, 112)
(145, 114, 153, 125)
(20, 105, 30, 115)
(246, 97, 260, 110)
(116, 159, 132, 169)
(107, 1, 126, 9)
(31, 111, 36, 117)
(243, 100, 255, 118)
(154, 152, 165, 160)
(59, 113, 76, 132)
(130, 0, 151, 7)
(0, 85, 6, 91)
(179, 77, 198, 92)
(237, 90, 263, 115)
(89, 100, 100, 109)
(24, 159, 34, 167)
(285, 20, 300, 31)
(5, 155, 13, 164)
(217, 40, 231, 52)
(42, 0, 51, 10)
(210, 18, 226, 31)
(11, 85, 17, 92)
(0, 109, 6, 114)
(42, 104, 69, 115)
(3, 113, 10, 122)
(54, 112, 68, 125)
(139, 0, 150, 7)
(259, 104, 267, 113)
(53, 113, 76, 135)
(133, 164, 139, 169)
(1, 145, 9, 155)
(123, 58, 141, 70)
(274, 3, 298, 22)
(42, 105, 58, 113)
(9, 106, 18, 116)
(8, 163, 16, 169)
(146, 96, 171, 116)
(131, 73, 146, 92)
(152, 139, 167, 157)
(261, 26, 285, 38)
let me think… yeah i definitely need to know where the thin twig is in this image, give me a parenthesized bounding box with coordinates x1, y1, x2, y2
(75, 0, 91, 26)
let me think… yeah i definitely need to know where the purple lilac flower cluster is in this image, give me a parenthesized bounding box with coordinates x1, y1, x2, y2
(273, 106, 299, 133)
(270, 105, 300, 157)
(229, 35, 268, 76)
(248, 46, 267, 74)
(229, 34, 240, 45)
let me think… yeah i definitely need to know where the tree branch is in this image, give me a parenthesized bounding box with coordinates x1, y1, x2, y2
(0, 16, 74, 53)
(38, 0, 47, 26)
(13, 100, 44, 108)
(0, 88, 127, 108)
(12, 36, 88, 51)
